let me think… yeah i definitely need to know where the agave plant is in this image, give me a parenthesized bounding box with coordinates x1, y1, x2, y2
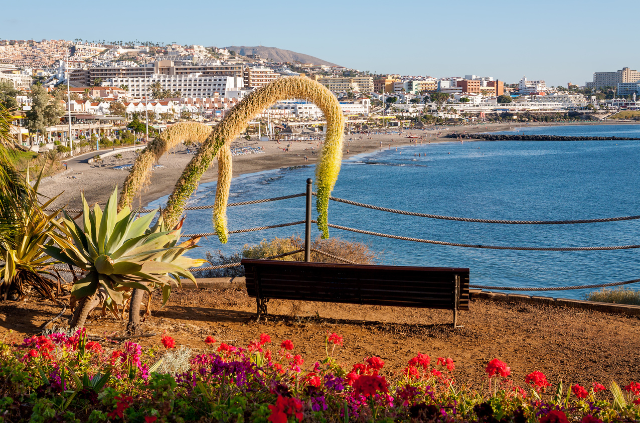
(0, 169, 67, 302)
(45, 188, 206, 330)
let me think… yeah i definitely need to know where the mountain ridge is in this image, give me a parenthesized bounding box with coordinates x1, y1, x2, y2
(225, 46, 338, 67)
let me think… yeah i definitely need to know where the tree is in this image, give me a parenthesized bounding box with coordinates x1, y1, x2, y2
(92, 78, 103, 87)
(181, 110, 192, 120)
(110, 101, 126, 116)
(429, 92, 450, 107)
(460, 97, 471, 103)
(385, 97, 397, 110)
(25, 85, 64, 143)
(0, 81, 20, 110)
(497, 95, 512, 104)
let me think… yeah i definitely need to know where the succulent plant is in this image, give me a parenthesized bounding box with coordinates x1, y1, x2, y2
(45, 187, 205, 329)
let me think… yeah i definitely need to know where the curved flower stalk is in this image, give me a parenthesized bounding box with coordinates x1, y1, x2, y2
(118, 122, 214, 211)
(160, 76, 344, 242)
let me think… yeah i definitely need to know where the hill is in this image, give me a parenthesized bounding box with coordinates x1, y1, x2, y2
(225, 46, 338, 67)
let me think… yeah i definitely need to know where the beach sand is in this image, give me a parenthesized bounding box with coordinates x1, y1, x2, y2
(38, 122, 524, 210)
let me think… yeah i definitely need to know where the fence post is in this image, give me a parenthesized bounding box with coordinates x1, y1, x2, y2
(305, 178, 312, 262)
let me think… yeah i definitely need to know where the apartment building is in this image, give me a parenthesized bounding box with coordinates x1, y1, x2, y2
(316, 76, 374, 93)
(269, 98, 370, 118)
(243, 66, 280, 88)
(457, 80, 481, 94)
(374, 76, 399, 93)
(617, 82, 640, 96)
(587, 67, 640, 89)
(107, 73, 244, 99)
(518, 77, 548, 95)
(0, 63, 32, 89)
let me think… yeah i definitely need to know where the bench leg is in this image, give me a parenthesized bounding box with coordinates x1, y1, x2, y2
(256, 297, 268, 321)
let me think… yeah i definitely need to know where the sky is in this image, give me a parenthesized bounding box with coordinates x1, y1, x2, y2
(2, 0, 638, 86)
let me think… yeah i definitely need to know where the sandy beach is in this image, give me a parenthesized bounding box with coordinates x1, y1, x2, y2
(37, 121, 629, 210)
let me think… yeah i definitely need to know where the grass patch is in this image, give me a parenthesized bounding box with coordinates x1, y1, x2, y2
(608, 110, 640, 120)
(6, 148, 37, 167)
(586, 287, 640, 305)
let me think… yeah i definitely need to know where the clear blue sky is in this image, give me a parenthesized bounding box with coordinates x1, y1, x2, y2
(2, 0, 638, 86)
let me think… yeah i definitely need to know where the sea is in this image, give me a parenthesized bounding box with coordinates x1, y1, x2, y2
(148, 124, 640, 300)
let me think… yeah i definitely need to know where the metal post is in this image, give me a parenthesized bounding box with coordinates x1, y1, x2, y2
(305, 178, 312, 262)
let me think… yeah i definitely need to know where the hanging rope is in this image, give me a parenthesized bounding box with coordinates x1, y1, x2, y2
(320, 221, 640, 251)
(470, 278, 640, 291)
(324, 195, 640, 225)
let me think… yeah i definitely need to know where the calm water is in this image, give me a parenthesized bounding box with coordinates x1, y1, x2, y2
(149, 124, 640, 299)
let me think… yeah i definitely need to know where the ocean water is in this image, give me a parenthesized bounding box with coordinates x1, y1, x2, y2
(149, 124, 640, 299)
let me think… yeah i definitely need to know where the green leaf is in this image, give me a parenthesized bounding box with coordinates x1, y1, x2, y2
(162, 284, 171, 307)
(99, 276, 124, 305)
(81, 192, 92, 238)
(92, 372, 111, 392)
(110, 233, 155, 260)
(116, 280, 150, 292)
(93, 204, 104, 253)
(149, 358, 163, 373)
(112, 261, 142, 274)
(140, 261, 188, 275)
(94, 255, 115, 275)
(126, 210, 158, 239)
(105, 212, 135, 253)
(71, 274, 99, 299)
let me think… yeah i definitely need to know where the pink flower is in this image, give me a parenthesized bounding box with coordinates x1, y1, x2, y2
(161, 335, 175, 349)
(259, 333, 271, 345)
(327, 332, 343, 346)
(485, 359, 510, 378)
(280, 339, 294, 350)
(572, 384, 588, 399)
(204, 336, 216, 344)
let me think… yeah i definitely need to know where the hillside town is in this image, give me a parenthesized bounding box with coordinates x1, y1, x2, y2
(0, 39, 639, 149)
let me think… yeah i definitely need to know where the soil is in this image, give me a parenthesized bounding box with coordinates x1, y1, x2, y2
(1, 287, 639, 388)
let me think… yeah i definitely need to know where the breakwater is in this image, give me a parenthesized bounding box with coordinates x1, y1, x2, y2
(447, 133, 640, 141)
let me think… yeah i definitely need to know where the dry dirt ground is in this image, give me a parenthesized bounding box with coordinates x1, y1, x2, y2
(1, 287, 639, 388)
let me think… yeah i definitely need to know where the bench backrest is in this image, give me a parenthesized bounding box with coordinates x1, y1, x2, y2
(242, 259, 469, 311)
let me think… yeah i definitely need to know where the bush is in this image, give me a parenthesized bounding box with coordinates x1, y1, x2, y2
(196, 236, 376, 278)
(56, 145, 71, 153)
(586, 287, 640, 305)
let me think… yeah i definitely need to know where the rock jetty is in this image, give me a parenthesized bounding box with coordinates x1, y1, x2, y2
(447, 133, 640, 141)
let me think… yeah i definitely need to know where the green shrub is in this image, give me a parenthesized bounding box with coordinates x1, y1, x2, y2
(56, 145, 71, 153)
(586, 287, 640, 305)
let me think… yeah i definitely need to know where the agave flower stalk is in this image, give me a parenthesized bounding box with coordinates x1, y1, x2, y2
(45, 188, 205, 329)
(119, 76, 344, 243)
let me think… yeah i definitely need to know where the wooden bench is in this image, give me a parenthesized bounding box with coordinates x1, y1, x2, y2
(241, 259, 470, 327)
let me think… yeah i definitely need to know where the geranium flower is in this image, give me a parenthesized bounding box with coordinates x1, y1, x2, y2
(592, 382, 606, 392)
(108, 394, 134, 419)
(307, 375, 321, 387)
(144, 416, 158, 423)
(161, 335, 175, 349)
(280, 339, 294, 350)
(352, 374, 389, 397)
(437, 357, 455, 371)
(366, 356, 384, 371)
(346, 371, 360, 386)
(572, 384, 588, 399)
(260, 333, 271, 345)
(625, 382, 640, 395)
(404, 366, 420, 379)
(204, 336, 216, 344)
(485, 359, 510, 378)
(539, 410, 569, 423)
(408, 353, 430, 369)
(218, 343, 236, 354)
(525, 371, 551, 390)
(581, 415, 603, 423)
(85, 341, 103, 353)
(292, 355, 303, 366)
(268, 395, 303, 423)
(327, 332, 343, 346)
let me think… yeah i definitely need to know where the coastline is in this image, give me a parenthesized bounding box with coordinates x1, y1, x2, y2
(38, 120, 638, 210)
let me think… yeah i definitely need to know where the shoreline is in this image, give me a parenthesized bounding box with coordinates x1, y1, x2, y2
(38, 121, 640, 210)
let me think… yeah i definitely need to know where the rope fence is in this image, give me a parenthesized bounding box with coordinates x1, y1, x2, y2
(36, 182, 640, 293)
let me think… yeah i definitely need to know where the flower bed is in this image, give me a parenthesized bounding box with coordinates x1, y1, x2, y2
(0, 330, 639, 422)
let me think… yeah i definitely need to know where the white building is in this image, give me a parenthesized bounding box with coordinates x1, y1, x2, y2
(106, 73, 244, 99)
(518, 77, 548, 95)
(268, 98, 370, 118)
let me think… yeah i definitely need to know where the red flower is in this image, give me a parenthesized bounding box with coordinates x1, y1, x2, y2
(592, 382, 606, 392)
(539, 410, 569, 423)
(625, 382, 640, 395)
(327, 332, 343, 346)
(408, 353, 430, 369)
(404, 366, 420, 379)
(204, 336, 216, 344)
(437, 357, 455, 371)
(431, 369, 443, 378)
(280, 339, 294, 350)
(572, 384, 588, 399)
(268, 395, 303, 423)
(485, 359, 511, 378)
(366, 356, 385, 371)
(161, 335, 175, 349)
(108, 394, 133, 419)
(352, 374, 389, 397)
(28, 349, 38, 358)
(525, 371, 551, 390)
(85, 341, 103, 353)
(308, 375, 321, 387)
(259, 333, 271, 345)
(581, 415, 603, 423)
(292, 355, 303, 366)
(634, 398, 640, 405)
(217, 343, 236, 354)
(346, 371, 360, 386)
(144, 417, 158, 423)
(512, 386, 527, 397)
